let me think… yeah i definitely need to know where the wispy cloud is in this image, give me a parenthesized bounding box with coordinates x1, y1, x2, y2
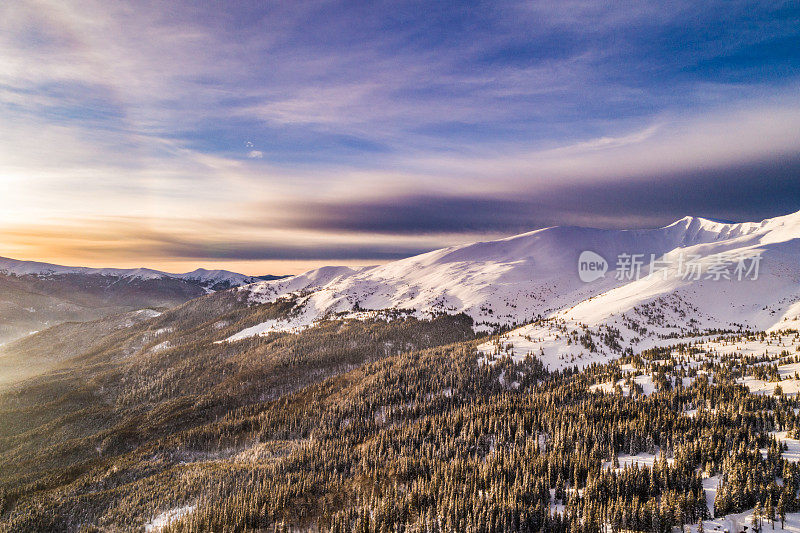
(0, 0, 798, 272)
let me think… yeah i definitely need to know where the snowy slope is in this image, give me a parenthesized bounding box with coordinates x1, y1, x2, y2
(234, 210, 800, 346)
(481, 211, 800, 369)
(0, 257, 259, 290)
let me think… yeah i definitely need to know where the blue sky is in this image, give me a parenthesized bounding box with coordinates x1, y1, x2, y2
(0, 0, 799, 274)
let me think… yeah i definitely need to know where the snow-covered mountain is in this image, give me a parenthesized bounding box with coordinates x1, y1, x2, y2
(0, 257, 264, 345)
(233, 210, 800, 364)
(0, 257, 260, 290)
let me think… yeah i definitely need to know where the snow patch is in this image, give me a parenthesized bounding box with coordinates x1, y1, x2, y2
(685, 508, 800, 532)
(217, 315, 315, 342)
(771, 430, 800, 463)
(145, 504, 195, 532)
(602, 452, 674, 472)
(702, 474, 721, 518)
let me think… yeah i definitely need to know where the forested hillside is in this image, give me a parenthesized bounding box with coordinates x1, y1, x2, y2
(1, 291, 799, 532)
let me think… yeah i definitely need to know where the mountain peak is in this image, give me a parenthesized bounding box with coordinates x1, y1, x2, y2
(667, 215, 696, 227)
(664, 214, 732, 229)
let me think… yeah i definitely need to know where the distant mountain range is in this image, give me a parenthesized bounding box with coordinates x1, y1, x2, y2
(0, 257, 281, 345)
(0, 257, 266, 288)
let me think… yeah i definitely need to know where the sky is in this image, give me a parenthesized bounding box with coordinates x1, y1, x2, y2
(1, 0, 799, 275)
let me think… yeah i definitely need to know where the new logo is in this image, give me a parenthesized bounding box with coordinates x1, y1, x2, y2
(578, 251, 608, 282)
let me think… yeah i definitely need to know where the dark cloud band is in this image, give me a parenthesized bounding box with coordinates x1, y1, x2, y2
(284, 155, 800, 236)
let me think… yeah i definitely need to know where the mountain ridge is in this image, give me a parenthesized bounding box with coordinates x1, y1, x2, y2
(0, 257, 277, 345)
(0, 256, 262, 288)
(228, 210, 800, 352)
